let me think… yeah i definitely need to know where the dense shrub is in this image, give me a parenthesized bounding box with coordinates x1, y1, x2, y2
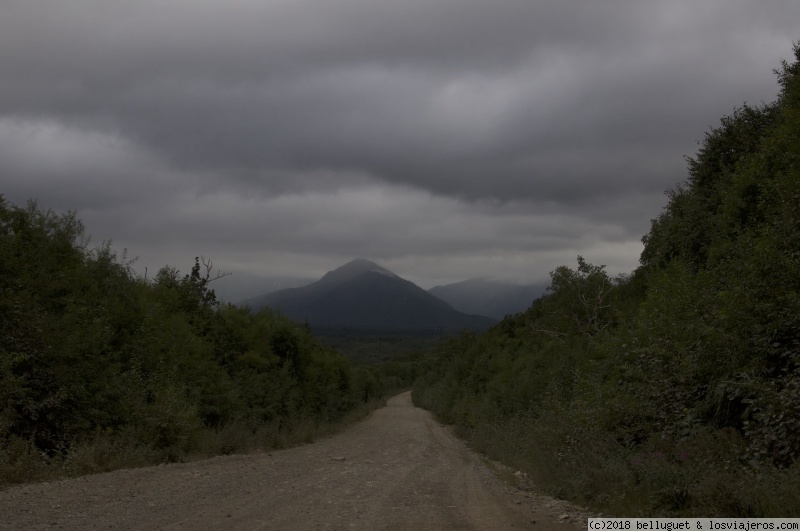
(0, 198, 386, 484)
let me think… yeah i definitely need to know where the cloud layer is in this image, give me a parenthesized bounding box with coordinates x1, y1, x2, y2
(2, 1, 797, 297)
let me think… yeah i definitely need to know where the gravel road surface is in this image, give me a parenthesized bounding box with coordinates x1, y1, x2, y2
(0, 392, 591, 530)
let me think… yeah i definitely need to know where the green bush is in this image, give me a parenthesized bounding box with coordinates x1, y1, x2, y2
(0, 196, 389, 486)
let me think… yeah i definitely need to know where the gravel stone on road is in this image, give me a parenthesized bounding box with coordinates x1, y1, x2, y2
(0, 392, 592, 530)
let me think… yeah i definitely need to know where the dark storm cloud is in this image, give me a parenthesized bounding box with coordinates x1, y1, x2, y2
(1, 0, 798, 292)
(3, 0, 795, 201)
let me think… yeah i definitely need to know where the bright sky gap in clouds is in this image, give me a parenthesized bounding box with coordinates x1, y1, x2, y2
(2, 1, 798, 301)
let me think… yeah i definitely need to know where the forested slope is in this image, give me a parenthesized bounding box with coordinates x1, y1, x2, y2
(0, 200, 387, 485)
(413, 45, 800, 516)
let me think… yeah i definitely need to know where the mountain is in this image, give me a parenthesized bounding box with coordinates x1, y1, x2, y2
(226, 275, 314, 305)
(428, 278, 548, 320)
(244, 259, 496, 334)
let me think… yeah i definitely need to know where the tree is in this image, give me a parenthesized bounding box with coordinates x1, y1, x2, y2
(531, 256, 616, 340)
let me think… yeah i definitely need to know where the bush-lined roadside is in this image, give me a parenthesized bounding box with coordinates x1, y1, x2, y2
(0, 198, 391, 487)
(413, 44, 800, 517)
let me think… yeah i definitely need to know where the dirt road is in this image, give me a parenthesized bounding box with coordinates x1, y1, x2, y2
(0, 392, 591, 530)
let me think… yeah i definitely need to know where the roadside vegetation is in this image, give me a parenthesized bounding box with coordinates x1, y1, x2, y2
(318, 334, 442, 365)
(0, 200, 397, 487)
(413, 45, 800, 516)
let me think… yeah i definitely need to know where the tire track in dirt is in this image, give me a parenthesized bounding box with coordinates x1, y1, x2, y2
(0, 392, 591, 530)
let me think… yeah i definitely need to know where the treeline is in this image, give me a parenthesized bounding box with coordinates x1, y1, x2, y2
(0, 200, 388, 485)
(413, 45, 800, 516)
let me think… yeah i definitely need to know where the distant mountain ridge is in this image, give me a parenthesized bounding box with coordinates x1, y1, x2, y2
(243, 259, 496, 334)
(428, 278, 547, 320)
(234, 275, 315, 306)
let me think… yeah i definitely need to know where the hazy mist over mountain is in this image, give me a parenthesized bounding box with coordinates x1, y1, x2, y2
(428, 278, 548, 320)
(224, 275, 314, 305)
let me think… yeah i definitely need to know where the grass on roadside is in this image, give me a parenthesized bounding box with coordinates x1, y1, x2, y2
(0, 396, 389, 490)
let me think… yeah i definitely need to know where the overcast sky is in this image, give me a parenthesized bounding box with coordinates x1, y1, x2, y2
(2, 0, 798, 300)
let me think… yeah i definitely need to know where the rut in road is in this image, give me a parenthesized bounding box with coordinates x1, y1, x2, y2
(0, 392, 590, 530)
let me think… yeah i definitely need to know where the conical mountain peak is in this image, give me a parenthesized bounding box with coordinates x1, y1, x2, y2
(318, 258, 397, 287)
(243, 258, 496, 333)
(340, 258, 386, 272)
